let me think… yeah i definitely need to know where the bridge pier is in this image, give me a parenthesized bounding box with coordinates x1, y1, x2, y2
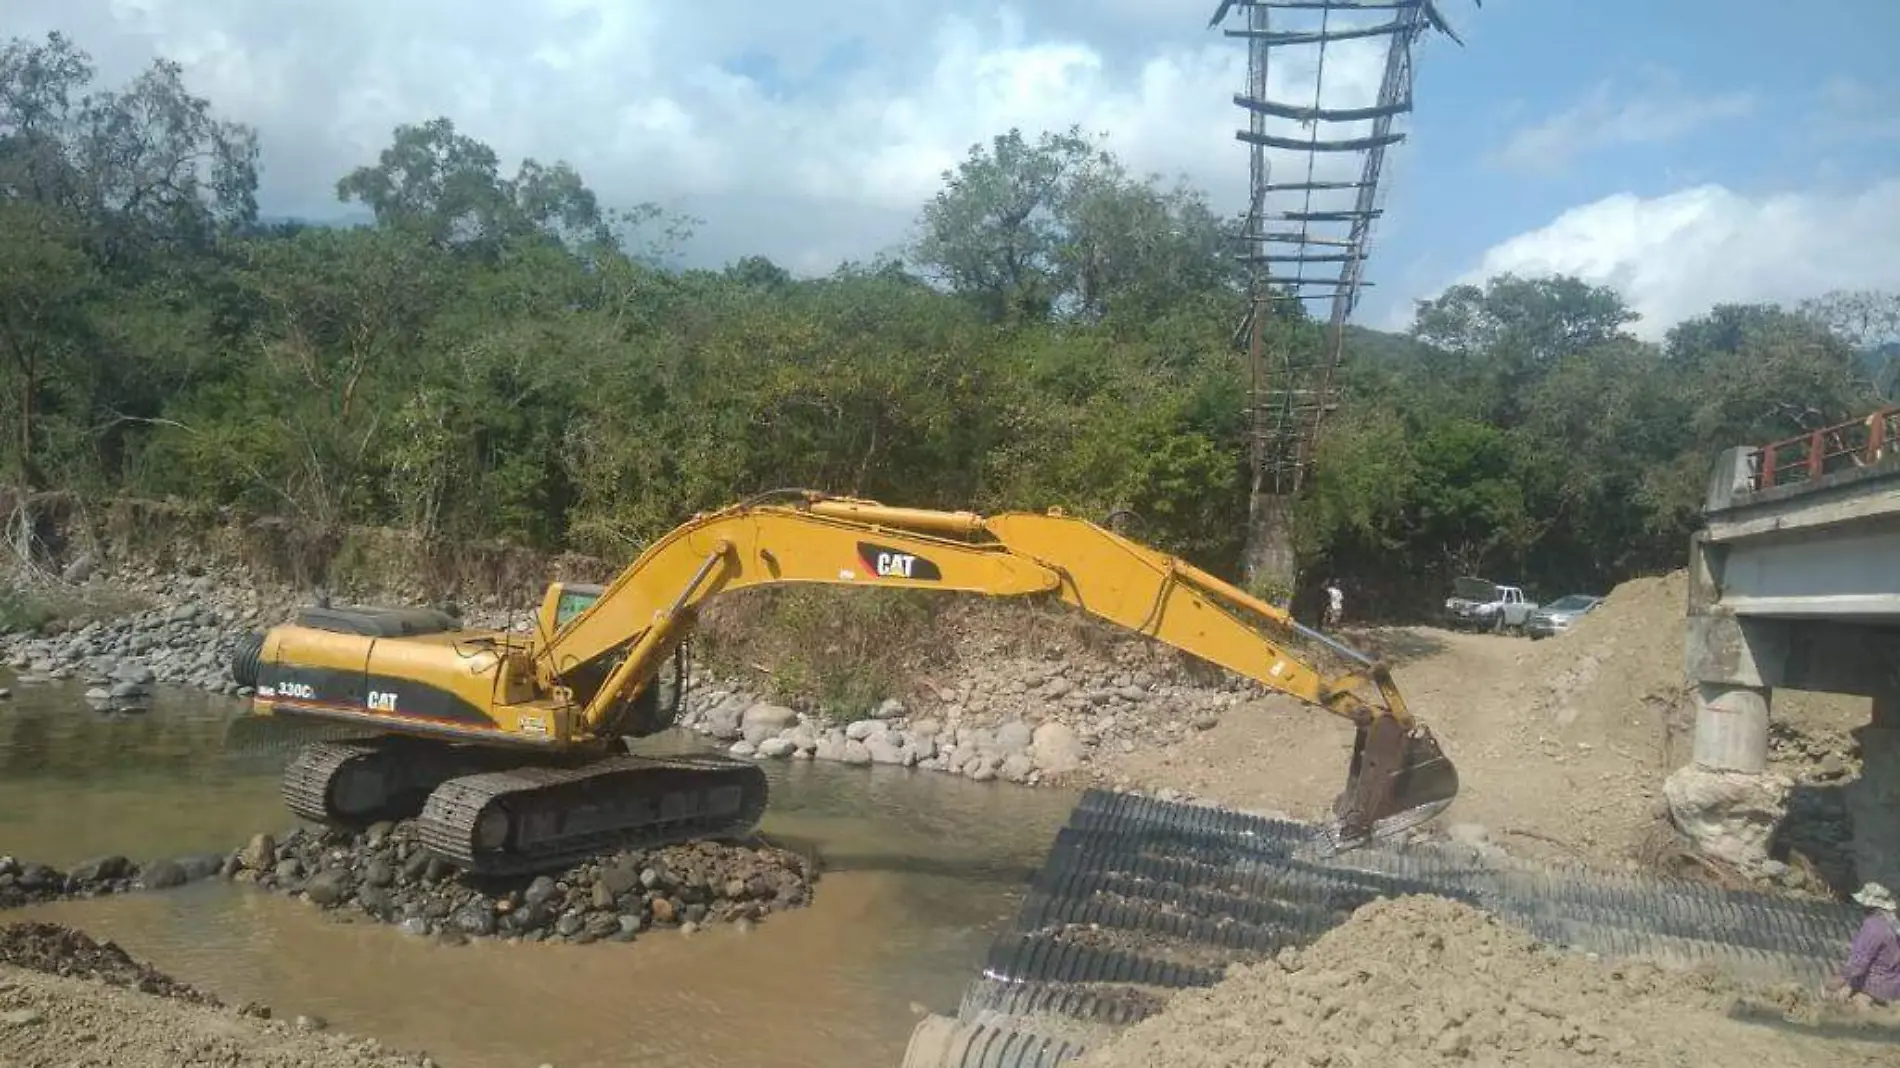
(1670, 432, 1900, 882)
(1690, 683, 1771, 772)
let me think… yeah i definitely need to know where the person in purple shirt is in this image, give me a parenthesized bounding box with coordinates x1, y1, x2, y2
(1826, 881, 1900, 1006)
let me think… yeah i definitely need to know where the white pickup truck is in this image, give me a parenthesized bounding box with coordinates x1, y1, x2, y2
(1443, 577, 1538, 633)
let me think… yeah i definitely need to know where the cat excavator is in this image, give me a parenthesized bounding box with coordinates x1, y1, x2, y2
(229, 492, 1459, 876)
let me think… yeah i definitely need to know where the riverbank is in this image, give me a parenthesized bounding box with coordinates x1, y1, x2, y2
(0, 921, 436, 1068)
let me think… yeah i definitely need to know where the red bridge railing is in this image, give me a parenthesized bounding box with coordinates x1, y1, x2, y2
(1753, 406, 1900, 490)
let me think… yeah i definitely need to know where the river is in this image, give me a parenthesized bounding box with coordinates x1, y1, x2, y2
(0, 679, 1082, 1068)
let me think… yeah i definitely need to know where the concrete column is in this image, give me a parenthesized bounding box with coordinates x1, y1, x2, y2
(1691, 682, 1771, 773)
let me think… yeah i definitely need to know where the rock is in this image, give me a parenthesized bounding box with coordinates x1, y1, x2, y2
(873, 697, 906, 719)
(841, 740, 873, 765)
(241, 833, 276, 871)
(1663, 765, 1793, 874)
(1, 1008, 46, 1027)
(303, 869, 353, 907)
(740, 702, 798, 744)
(524, 876, 559, 908)
(1001, 753, 1036, 783)
(1189, 711, 1221, 731)
(993, 720, 1033, 754)
(598, 862, 640, 897)
(757, 736, 796, 759)
(845, 718, 887, 742)
(866, 734, 908, 765)
(363, 859, 395, 888)
(728, 739, 757, 758)
(69, 855, 132, 885)
(453, 903, 497, 936)
(1030, 722, 1085, 774)
(138, 859, 188, 890)
(60, 554, 93, 583)
(295, 1014, 328, 1032)
(701, 696, 746, 740)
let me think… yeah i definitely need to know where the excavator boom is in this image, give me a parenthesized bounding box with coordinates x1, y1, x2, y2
(236, 492, 1459, 874)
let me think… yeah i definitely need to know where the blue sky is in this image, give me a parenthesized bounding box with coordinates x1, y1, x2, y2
(4, 0, 1897, 338)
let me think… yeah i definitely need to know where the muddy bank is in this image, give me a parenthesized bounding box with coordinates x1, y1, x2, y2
(0, 921, 217, 1004)
(0, 921, 435, 1068)
(1071, 895, 1898, 1068)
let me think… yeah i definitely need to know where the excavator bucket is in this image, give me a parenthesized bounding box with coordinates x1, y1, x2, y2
(1324, 715, 1460, 851)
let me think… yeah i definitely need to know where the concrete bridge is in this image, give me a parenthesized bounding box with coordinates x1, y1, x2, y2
(1676, 406, 1900, 886)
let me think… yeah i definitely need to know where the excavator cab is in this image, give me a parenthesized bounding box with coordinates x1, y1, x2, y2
(538, 582, 606, 635)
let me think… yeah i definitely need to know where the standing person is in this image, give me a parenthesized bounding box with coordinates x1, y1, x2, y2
(1826, 882, 1900, 1006)
(1323, 578, 1344, 631)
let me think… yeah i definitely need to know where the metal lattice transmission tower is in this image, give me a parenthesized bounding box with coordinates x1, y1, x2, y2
(1208, 0, 1474, 590)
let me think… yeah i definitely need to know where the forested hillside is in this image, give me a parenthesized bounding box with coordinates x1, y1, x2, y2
(2, 31, 1894, 618)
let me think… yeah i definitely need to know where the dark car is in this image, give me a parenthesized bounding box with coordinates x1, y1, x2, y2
(1524, 594, 1602, 639)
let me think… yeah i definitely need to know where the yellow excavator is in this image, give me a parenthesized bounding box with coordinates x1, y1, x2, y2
(229, 492, 1459, 876)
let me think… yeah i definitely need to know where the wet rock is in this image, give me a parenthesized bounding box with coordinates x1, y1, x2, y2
(68, 855, 133, 886)
(218, 818, 817, 946)
(303, 869, 353, 907)
(757, 736, 796, 759)
(137, 859, 189, 890)
(241, 833, 276, 871)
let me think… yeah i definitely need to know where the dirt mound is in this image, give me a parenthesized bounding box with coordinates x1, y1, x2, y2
(0, 921, 218, 1005)
(0, 962, 434, 1068)
(1073, 896, 1896, 1068)
(1520, 571, 1691, 738)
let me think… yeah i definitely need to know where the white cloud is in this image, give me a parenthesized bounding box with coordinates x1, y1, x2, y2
(1, 0, 1444, 273)
(1449, 180, 1900, 340)
(1493, 72, 1754, 174)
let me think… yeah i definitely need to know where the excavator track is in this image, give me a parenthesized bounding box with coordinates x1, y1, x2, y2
(415, 752, 771, 877)
(281, 738, 519, 827)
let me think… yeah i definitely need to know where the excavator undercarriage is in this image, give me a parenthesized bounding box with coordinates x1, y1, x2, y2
(231, 492, 1459, 876)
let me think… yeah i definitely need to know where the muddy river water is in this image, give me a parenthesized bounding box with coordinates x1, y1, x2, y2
(0, 680, 1083, 1067)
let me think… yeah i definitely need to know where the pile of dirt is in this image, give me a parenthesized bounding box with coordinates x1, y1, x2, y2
(1519, 570, 1869, 770)
(0, 921, 216, 1005)
(0, 921, 435, 1067)
(1072, 896, 1896, 1068)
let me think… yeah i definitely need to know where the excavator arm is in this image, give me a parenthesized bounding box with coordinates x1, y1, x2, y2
(536, 492, 1459, 846)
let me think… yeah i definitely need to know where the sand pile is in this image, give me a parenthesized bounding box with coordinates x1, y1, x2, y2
(1072, 896, 1894, 1068)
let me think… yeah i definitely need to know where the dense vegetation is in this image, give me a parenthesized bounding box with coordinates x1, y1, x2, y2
(3, 31, 1896, 622)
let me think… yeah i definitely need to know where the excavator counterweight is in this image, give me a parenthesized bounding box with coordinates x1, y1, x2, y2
(231, 492, 1459, 874)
